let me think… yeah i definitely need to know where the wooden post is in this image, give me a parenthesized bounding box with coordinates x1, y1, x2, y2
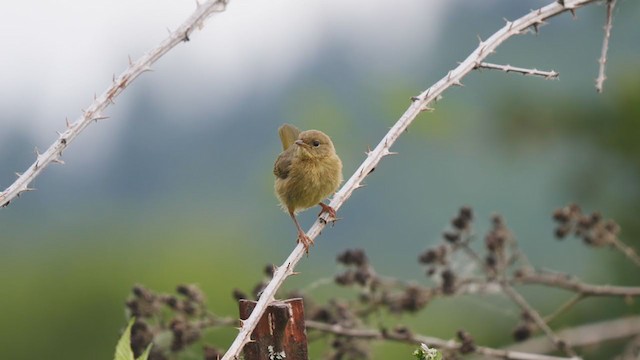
(238, 298, 308, 360)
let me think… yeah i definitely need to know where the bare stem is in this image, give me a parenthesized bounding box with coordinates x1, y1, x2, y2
(595, 0, 617, 93)
(514, 271, 640, 296)
(476, 62, 559, 79)
(507, 315, 640, 354)
(501, 282, 577, 357)
(543, 294, 584, 324)
(0, 0, 230, 208)
(610, 237, 640, 268)
(306, 320, 579, 360)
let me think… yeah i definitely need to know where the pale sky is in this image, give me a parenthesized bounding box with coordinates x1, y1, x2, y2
(0, 0, 449, 145)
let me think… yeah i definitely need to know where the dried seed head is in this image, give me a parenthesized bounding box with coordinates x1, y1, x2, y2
(337, 249, 368, 266)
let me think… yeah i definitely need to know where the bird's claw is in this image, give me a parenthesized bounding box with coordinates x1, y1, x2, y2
(297, 232, 314, 255)
(318, 203, 338, 220)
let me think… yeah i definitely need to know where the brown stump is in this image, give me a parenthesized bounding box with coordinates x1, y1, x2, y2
(238, 298, 308, 360)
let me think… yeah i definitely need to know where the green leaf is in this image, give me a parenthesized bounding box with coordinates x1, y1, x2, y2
(114, 318, 135, 360)
(136, 343, 153, 360)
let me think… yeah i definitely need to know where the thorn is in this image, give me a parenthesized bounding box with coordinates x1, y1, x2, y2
(452, 80, 464, 87)
(128, 55, 134, 66)
(195, 0, 201, 8)
(410, 96, 420, 102)
(183, 30, 191, 42)
(94, 93, 97, 101)
(557, 0, 565, 5)
(23, 187, 36, 192)
(383, 150, 399, 156)
(167, 27, 172, 35)
(93, 115, 109, 122)
(365, 145, 372, 155)
(112, 74, 116, 82)
(52, 158, 65, 165)
(56, 131, 63, 136)
(533, 23, 539, 34)
(447, 71, 452, 80)
(66, 117, 71, 128)
(354, 183, 367, 190)
(34, 146, 41, 156)
(15, 172, 22, 177)
(476, 34, 483, 45)
(569, 9, 576, 18)
(421, 107, 435, 112)
(289, 271, 301, 276)
(141, 65, 153, 73)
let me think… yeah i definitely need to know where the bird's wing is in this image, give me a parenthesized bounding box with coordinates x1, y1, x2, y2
(273, 149, 293, 179)
(278, 123, 301, 151)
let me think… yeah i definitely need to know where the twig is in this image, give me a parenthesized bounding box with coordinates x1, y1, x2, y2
(501, 282, 577, 357)
(305, 320, 580, 360)
(476, 62, 559, 79)
(543, 294, 584, 324)
(0, 0, 230, 208)
(220, 1, 602, 358)
(610, 237, 640, 268)
(507, 315, 640, 354)
(514, 271, 640, 297)
(595, 0, 617, 93)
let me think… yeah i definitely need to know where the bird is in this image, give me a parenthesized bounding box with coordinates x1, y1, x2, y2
(273, 124, 343, 253)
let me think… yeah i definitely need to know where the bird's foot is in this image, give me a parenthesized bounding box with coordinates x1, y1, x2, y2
(318, 202, 337, 220)
(297, 231, 314, 255)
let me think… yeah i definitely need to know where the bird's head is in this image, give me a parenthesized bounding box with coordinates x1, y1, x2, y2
(294, 130, 336, 159)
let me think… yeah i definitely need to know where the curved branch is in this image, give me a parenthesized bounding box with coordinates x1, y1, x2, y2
(221, 0, 601, 358)
(305, 321, 578, 360)
(513, 272, 640, 297)
(0, 0, 230, 208)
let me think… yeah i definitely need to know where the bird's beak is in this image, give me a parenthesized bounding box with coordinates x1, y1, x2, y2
(295, 139, 309, 148)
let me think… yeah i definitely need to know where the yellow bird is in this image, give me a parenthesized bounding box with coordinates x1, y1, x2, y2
(273, 124, 343, 253)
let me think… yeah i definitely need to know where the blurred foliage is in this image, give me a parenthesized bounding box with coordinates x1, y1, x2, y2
(494, 68, 640, 252)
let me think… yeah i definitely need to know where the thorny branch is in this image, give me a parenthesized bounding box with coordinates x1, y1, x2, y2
(221, 0, 607, 358)
(475, 62, 559, 79)
(595, 0, 617, 93)
(0, 0, 230, 208)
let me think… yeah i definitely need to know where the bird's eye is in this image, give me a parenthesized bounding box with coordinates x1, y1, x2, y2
(312, 140, 320, 147)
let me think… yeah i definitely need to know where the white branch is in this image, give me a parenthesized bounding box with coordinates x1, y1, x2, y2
(0, 0, 230, 208)
(221, 0, 601, 358)
(477, 62, 559, 79)
(595, 0, 616, 93)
